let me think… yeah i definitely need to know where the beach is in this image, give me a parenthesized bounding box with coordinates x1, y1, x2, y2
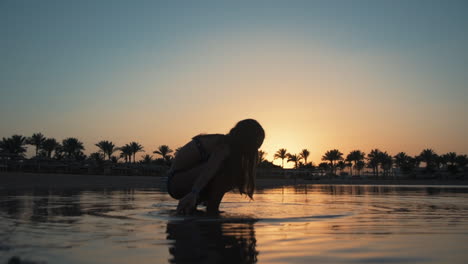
(1, 172, 467, 190)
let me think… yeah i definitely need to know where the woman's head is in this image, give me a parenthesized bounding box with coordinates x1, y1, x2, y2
(225, 119, 265, 199)
(228, 119, 265, 152)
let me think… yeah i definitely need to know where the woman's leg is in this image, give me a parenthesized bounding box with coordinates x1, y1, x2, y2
(199, 170, 235, 214)
(169, 164, 230, 214)
(168, 163, 208, 199)
(205, 175, 227, 214)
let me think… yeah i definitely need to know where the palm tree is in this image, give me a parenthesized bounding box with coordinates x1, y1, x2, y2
(346, 150, 365, 176)
(0, 135, 28, 158)
(444, 152, 457, 166)
(27, 133, 46, 157)
(318, 162, 330, 173)
(456, 155, 468, 172)
(321, 149, 343, 175)
(88, 152, 104, 162)
(61, 137, 85, 160)
(42, 138, 60, 159)
(119, 144, 133, 163)
(437, 154, 447, 170)
(394, 152, 409, 169)
(287, 153, 302, 169)
(258, 150, 267, 163)
(380, 152, 393, 177)
(53, 145, 64, 160)
(418, 149, 438, 171)
(299, 149, 310, 165)
(443, 152, 458, 174)
(110, 156, 119, 163)
(336, 160, 347, 175)
(274, 148, 288, 168)
(95, 140, 117, 160)
(153, 145, 173, 162)
(129, 142, 144, 163)
(355, 160, 366, 175)
(367, 149, 384, 177)
(141, 154, 153, 164)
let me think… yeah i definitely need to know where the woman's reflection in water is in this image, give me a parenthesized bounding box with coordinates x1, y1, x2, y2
(166, 219, 258, 263)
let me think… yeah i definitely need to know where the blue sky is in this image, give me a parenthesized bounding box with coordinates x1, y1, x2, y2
(1, 0, 467, 163)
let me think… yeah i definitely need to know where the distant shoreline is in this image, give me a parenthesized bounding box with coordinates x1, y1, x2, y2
(1, 172, 467, 191)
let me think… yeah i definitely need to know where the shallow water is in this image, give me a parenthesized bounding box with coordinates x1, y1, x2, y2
(1, 184, 468, 264)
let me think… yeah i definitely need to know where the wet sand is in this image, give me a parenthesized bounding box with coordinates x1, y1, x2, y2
(1, 172, 467, 190)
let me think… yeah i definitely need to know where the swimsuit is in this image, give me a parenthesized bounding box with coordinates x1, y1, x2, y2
(166, 137, 210, 198)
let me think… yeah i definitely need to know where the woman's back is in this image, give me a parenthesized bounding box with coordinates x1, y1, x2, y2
(171, 134, 226, 173)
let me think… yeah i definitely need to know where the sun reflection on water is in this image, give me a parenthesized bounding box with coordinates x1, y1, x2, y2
(1, 185, 468, 263)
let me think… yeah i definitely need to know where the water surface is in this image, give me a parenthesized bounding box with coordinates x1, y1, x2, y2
(1, 184, 468, 263)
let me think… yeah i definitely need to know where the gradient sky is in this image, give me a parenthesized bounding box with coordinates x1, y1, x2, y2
(1, 0, 467, 166)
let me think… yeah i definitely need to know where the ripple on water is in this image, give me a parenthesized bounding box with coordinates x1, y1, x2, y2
(1, 186, 468, 264)
(144, 201, 353, 224)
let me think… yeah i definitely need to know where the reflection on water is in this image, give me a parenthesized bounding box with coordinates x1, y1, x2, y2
(1, 184, 468, 263)
(167, 220, 257, 263)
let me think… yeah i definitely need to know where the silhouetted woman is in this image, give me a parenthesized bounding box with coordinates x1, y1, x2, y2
(167, 119, 265, 215)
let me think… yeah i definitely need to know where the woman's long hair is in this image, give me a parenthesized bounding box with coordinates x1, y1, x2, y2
(224, 119, 265, 199)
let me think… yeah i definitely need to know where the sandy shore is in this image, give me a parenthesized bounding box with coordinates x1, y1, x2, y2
(1, 172, 467, 190)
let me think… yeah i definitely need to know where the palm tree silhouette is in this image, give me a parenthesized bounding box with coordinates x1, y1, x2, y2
(88, 152, 104, 162)
(299, 149, 310, 165)
(318, 162, 330, 172)
(27, 133, 46, 157)
(95, 140, 117, 160)
(42, 138, 60, 159)
(53, 144, 64, 160)
(336, 160, 347, 175)
(0, 135, 28, 158)
(394, 152, 414, 174)
(274, 148, 288, 168)
(287, 153, 302, 169)
(444, 152, 457, 166)
(355, 160, 366, 175)
(394, 152, 410, 169)
(141, 154, 153, 164)
(418, 149, 438, 171)
(380, 152, 393, 177)
(129, 142, 144, 163)
(322, 149, 343, 175)
(367, 149, 384, 177)
(346, 150, 365, 176)
(442, 152, 458, 174)
(455, 155, 468, 172)
(62, 138, 85, 160)
(119, 144, 133, 163)
(153, 145, 173, 162)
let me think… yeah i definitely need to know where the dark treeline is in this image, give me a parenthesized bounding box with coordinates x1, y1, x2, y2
(264, 148, 467, 178)
(1, 133, 467, 178)
(0, 133, 178, 176)
(0, 133, 176, 165)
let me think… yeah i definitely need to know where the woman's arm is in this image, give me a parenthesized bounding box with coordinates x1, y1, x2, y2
(191, 143, 229, 193)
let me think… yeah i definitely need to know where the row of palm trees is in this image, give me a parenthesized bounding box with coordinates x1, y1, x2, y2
(270, 148, 468, 176)
(0, 133, 175, 164)
(1, 133, 467, 175)
(270, 148, 311, 168)
(0, 134, 86, 160)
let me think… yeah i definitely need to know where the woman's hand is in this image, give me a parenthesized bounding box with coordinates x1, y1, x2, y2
(176, 192, 198, 215)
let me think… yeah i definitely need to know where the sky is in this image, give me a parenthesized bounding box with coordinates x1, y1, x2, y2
(1, 0, 467, 166)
